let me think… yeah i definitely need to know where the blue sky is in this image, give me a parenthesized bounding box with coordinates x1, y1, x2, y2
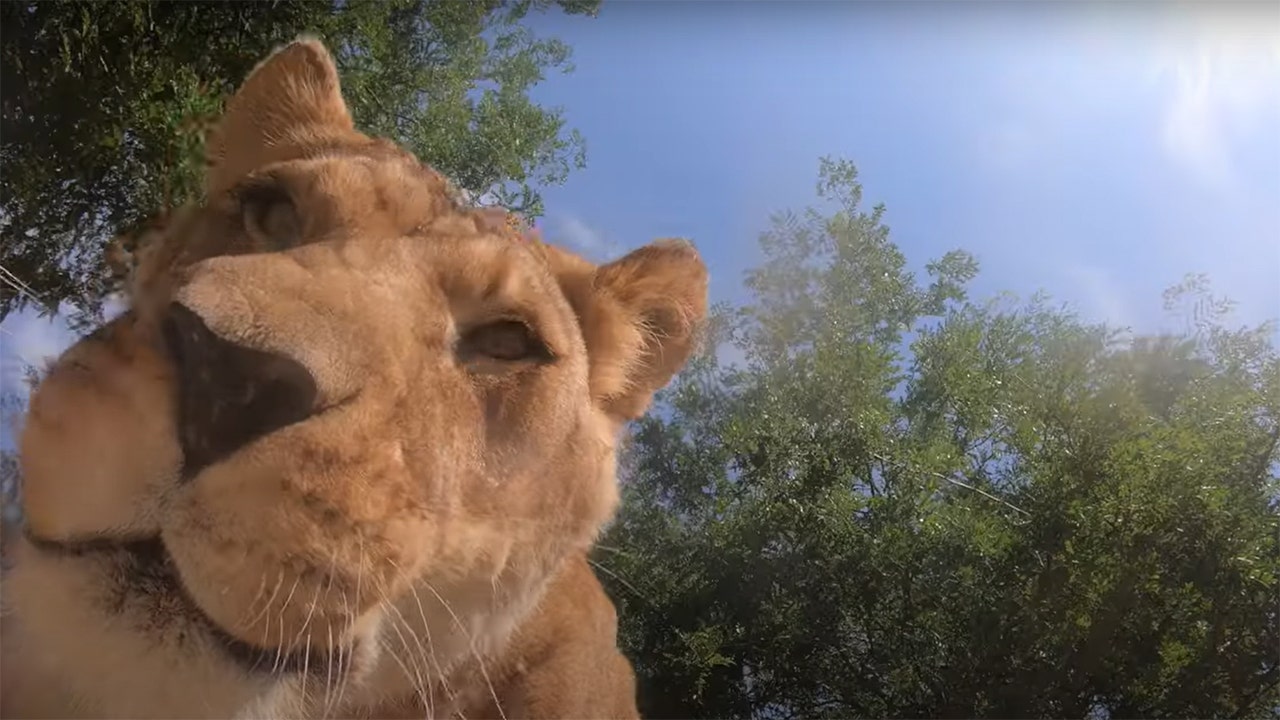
(2, 1, 1278, 408)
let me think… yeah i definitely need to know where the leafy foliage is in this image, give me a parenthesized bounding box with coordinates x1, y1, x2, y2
(0, 0, 597, 325)
(600, 157, 1280, 719)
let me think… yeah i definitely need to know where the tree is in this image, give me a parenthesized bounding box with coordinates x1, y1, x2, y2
(598, 157, 1280, 719)
(1, 0, 598, 326)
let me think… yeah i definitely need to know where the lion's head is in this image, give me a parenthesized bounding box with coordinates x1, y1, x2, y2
(3, 39, 706, 719)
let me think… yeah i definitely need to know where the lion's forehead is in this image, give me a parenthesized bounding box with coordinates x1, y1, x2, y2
(284, 153, 449, 229)
(133, 150, 541, 303)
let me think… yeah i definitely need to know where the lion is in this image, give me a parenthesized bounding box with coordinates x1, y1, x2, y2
(0, 38, 707, 719)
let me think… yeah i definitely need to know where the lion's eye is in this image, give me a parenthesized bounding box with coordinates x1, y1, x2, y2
(239, 183, 301, 250)
(457, 320, 550, 364)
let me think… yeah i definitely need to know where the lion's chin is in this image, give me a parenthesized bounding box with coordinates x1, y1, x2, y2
(25, 530, 362, 679)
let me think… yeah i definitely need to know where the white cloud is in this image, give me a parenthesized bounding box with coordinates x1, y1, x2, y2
(546, 213, 621, 259)
(1151, 12, 1280, 191)
(1059, 262, 1136, 331)
(972, 4, 1280, 189)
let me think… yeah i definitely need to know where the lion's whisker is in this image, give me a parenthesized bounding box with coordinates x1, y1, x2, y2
(317, 547, 345, 719)
(377, 586, 431, 710)
(286, 585, 321, 715)
(236, 572, 271, 627)
(244, 569, 285, 637)
(421, 580, 508, 720)
(321, 622, 336, 719)
(328, 589, 357, 715)
(386, 558, 454, 718)
(299, 633, 313, 716)
(406, 583, 448, 719)
(270, 575, 302, 674)
(379, 635, 433, 718)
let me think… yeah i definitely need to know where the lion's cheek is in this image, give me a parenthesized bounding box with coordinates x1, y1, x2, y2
(160, 430, 433, 653)
(21, 314, 180, 541)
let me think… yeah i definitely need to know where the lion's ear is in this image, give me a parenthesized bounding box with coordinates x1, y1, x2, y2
(204, 37, 355, 198)
(581, 239, 710, 421)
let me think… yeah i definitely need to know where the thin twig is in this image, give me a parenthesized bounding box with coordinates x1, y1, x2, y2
(872, 452, 1029, 517)
(0, 263, 43, 303)
(587, 557, 650, 607)
(928, 468, 1030, 517)
(0, 266, 45, 307)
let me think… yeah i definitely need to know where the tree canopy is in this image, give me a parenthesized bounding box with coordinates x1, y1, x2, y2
(0, 0, 597, 325)
(598, 158, 1280, 719)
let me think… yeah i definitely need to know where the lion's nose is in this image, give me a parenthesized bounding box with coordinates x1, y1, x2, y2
(161, 302, 319, 482)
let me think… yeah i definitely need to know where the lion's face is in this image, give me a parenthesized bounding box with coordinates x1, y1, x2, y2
(8, 39, 705, 718)
(164, 226, 615, 667)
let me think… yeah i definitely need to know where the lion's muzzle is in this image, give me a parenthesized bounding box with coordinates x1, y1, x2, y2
(161, 301, 319, 481)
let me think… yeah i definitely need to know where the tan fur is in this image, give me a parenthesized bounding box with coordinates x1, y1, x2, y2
(1, 39, 707, 719)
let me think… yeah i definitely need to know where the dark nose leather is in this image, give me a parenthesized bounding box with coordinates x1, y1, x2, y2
(161, 302, 318, 481)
